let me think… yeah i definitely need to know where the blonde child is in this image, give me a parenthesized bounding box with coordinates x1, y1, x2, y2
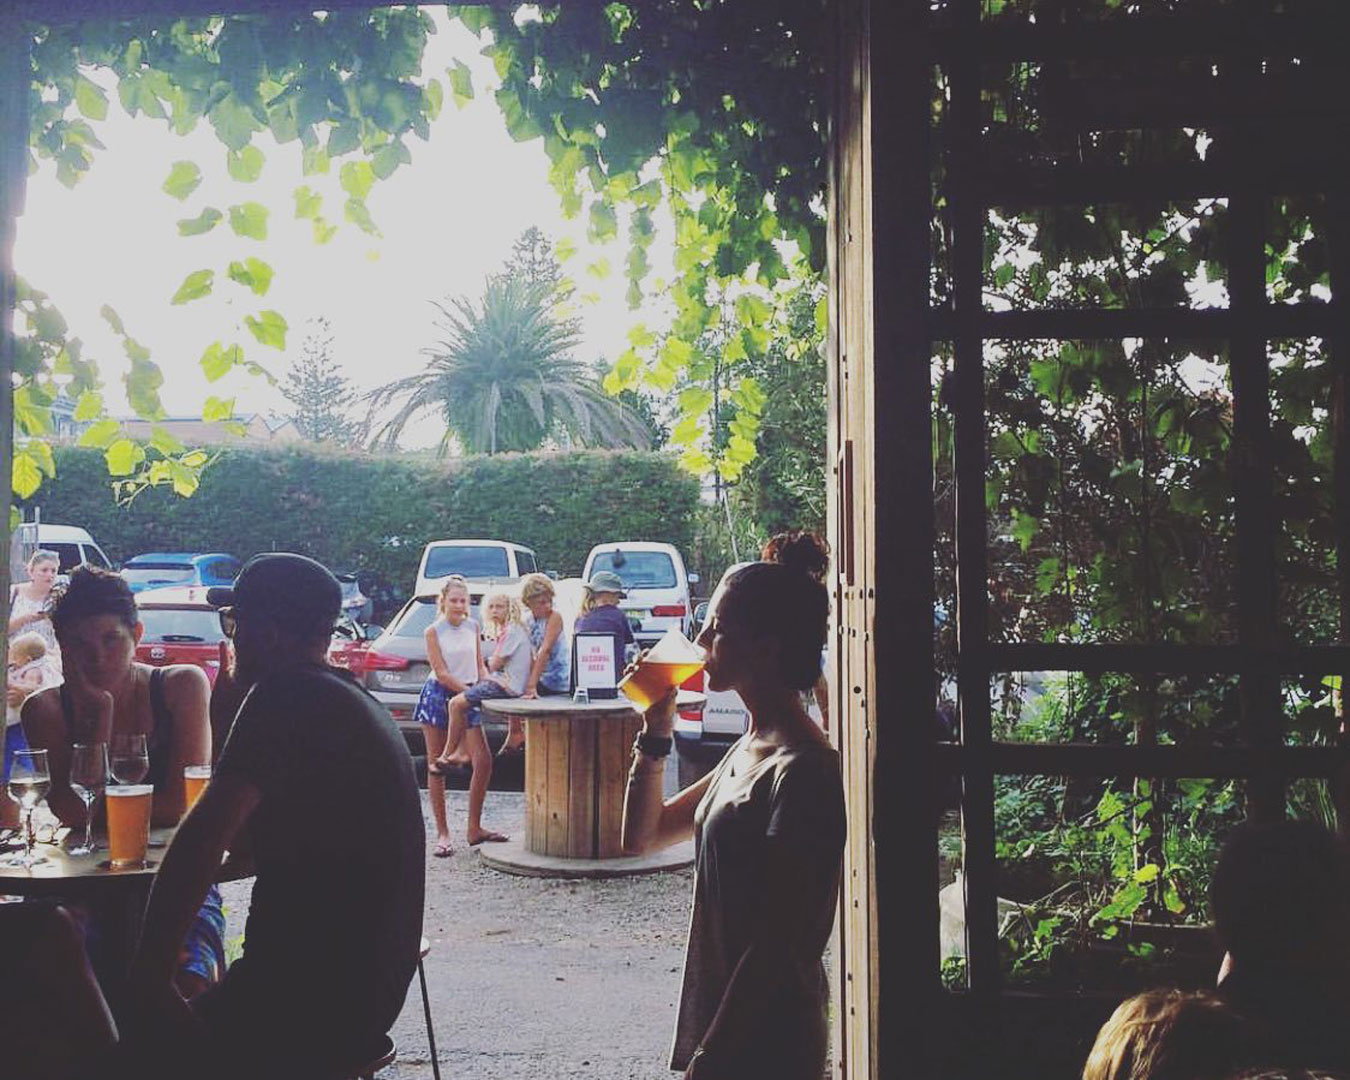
(4, 632, 57, 829)
(426, 590, 527, 846)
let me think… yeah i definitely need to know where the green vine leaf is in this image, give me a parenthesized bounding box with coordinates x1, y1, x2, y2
(344, 198, 380, 236)
(312, 217, 338, 244)
(74, 75, 109, 122)
(170, 269, 215, 305)
(78, 418, 122, 449)
(226, 257, 274, 297)
(72, 390, 103, 422)
(228, 202, 270, 241)
(12, 453, 44, 500)
(202, 395, 235, 422)
(244, 310, 288, 350)
(199, 342, 243, 382)
(104, 438, 145, 477)
(226, 145, 266, 182)
(162, 161, 202, 201)
(177, 208, 223, 236)
(447, 61, 474, 108)
(339, 160, 375, 201)
(293, 185, 322, 220)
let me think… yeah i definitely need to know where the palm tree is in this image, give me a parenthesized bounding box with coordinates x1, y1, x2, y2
(368, 276, 651, 455)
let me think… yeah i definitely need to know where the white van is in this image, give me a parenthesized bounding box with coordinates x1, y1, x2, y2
(10, 522, 113, 582)
(580, 541, 699, 647)
(413, 539, 539, 597)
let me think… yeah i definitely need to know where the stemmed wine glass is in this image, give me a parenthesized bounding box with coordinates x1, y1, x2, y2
(4, 748, 51, 868)
(110, 732, 149, 785)
(68, 742, 108, 856)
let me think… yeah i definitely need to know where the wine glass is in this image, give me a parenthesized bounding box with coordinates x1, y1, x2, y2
(110, 732, 149, 785)
(68, 742, 108, 856)
(4, 748, 51, 868)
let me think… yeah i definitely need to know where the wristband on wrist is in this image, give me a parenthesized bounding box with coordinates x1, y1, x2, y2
(634, 732, 673, 759)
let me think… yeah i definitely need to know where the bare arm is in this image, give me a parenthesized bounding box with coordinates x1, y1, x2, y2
(131, 771, 260, 991)
(21, 689, 91, 826)
(621, 688, 712, 854)
(476, 627, 488, 682)
(522, 612, 563, 697)
(155, 665, 212, 827)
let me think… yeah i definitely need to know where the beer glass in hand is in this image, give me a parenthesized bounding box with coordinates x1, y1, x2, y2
(68, 742, 108, 855)
(4, 748, 51, 868)
(618, 628, 705, 711)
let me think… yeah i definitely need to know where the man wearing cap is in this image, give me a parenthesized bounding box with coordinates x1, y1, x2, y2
(125, 553, 425, 1079)
(576, 570, 636, 680)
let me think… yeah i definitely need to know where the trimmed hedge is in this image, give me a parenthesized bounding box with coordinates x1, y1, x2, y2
(32, 446, 701, 618)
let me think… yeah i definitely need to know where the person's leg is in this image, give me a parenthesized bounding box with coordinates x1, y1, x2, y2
(1, 903, 117, 1080)
(421, 723, 453, 857)
(498, 715, 525, 755)
(465, 726, 507, 845)
(436, 693, 472, 768)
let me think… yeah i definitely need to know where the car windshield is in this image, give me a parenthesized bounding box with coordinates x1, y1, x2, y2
(423, 546, 511, 579)
(390, 597, 440, 638)
(123, 566, 195, 586)
(137, 608, 225, 643)
(591, 551, 677, 589)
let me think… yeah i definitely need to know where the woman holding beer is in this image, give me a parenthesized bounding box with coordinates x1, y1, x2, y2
(22, 567, 224, 995)
(621, 533, 845, 1080)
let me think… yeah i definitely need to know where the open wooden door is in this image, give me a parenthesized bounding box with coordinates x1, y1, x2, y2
(828, 2, 939, 1077)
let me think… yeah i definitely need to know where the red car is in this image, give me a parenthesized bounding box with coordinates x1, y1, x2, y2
(133, 586, 228, 685)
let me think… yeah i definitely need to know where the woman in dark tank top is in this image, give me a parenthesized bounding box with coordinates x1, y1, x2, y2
(22, 567, 222, 995)
(622, 533, 846, 1080)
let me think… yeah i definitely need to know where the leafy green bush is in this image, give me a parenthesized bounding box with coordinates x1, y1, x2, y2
(29, 446, 701, 618)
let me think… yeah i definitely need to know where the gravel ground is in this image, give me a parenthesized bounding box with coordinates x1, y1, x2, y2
(221, 783, 694, 1080)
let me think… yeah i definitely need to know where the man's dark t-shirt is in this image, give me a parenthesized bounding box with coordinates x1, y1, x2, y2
(209, 663, 425, 1055)
(575, 604, 635, 678)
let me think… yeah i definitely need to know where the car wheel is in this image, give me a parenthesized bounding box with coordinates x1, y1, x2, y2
(677, 747, 712, 789)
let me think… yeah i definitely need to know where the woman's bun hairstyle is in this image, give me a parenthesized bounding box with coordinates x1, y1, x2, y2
(760, 531, 829, 583)
(723, 532, 830, 692)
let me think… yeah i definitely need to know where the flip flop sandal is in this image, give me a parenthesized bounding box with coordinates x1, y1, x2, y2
(467, 831, 509, 846)
(433, 841, 454, 858)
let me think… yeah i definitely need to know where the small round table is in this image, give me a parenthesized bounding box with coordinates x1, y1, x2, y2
(480, 692, 702, 878)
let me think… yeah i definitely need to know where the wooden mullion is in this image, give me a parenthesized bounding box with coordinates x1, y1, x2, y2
(869, 0, 940, 1075)
(929, 303, 1334, 342)
(932, 12, 1342, 63)
(1330, 181, 1350, 828)
(949, 0, 998, 997)
(934, 742, 1344, 781)
(0, 19, 30, 645)
(987, 642, 1350, 676)
(1228, 37, 1283, 822)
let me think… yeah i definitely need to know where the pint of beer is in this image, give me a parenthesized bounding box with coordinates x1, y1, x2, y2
(106, 784, 153, 868)
(618, 627, 705, 711)
(184, 765, 211, 809)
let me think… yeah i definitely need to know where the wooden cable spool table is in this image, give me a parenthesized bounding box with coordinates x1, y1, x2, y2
(479, 691, 703, 878)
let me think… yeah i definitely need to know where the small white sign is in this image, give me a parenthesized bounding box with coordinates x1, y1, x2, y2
(574, 633, 618, 691)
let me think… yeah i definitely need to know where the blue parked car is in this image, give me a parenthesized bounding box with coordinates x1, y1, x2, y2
(120, 552, 241, 594)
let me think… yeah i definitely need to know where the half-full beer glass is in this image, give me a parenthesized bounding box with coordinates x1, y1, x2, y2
(184, 765, 211, 809)
(618, 627, 705, 711)
(106, 784, 153, 868)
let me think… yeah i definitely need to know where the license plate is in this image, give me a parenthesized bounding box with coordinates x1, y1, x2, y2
(627, 610, 650, 624)
(377, 669, 421, 688)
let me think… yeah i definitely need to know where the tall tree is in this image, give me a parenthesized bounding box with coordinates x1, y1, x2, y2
(367, 276, 650, 455)
(280, 318, 357, 444)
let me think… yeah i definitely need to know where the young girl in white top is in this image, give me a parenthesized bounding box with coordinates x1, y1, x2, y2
(428, 590, 527, 846)
(413, 576, 483, 857)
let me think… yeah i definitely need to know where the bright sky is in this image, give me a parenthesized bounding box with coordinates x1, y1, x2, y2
(14, 11, 674, 448)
